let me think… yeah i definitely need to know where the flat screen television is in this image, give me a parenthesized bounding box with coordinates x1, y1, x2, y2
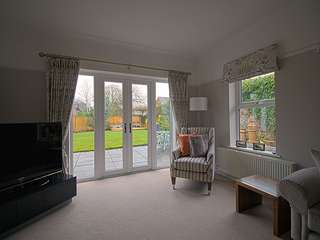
(0, 122, 63, 191)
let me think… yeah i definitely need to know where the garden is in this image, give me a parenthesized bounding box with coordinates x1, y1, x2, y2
(72, 81, 170, 153)
(73, 129, 148, 152)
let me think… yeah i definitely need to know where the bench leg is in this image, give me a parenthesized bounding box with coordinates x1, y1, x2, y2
(273, 197, 291, 237)
(236, 184, 262, 212)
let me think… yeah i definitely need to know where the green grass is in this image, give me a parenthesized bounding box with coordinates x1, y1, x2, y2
(73, 129, 148, 152)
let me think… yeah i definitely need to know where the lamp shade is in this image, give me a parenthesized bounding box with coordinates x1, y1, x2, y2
(189, 97, 208, 111)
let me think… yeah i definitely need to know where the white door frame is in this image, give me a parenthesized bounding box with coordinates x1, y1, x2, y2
(72, 69, 169, 181)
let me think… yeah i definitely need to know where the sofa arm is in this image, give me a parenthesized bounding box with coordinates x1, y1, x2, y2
(279, 167, 320, 215)
(171, 148, 181, 162)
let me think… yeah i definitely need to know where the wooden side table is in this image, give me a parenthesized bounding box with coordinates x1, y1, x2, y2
(235, 175, 290, 237)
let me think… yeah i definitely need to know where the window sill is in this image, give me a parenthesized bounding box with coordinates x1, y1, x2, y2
(226, 146, 281, 158)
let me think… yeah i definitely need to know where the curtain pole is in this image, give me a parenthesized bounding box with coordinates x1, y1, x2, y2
(39, 52, 192, 75)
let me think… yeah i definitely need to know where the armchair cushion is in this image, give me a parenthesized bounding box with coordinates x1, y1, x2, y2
(173, 157, 210, 173)
(189, 135, 208, 157)
(178, 134, 191, 156)
(279, 167, 320, 215)
(309, 202, 320, 234)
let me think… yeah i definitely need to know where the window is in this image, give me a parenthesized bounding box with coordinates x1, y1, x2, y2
(236, 72, 276, 152)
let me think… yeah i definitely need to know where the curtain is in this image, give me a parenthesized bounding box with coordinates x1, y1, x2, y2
(168, 71, 189, 132)
(47, 57, 80, 174)
(223, 44, 279, 83)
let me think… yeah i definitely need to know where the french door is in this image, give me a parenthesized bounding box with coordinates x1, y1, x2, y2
(70, 70, 174, 181)
(71, 71, 172, 181)
(97, 78, 152, 177)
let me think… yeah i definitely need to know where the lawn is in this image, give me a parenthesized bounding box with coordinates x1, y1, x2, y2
(73, 129, 148, 152)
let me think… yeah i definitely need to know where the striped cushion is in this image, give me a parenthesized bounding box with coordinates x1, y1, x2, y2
(173, 157, 210, 173)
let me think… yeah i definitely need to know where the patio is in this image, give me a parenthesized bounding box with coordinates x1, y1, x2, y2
(73, 145, 170, 179)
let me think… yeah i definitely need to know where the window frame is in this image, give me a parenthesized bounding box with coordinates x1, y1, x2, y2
(235, 73, 276, 151)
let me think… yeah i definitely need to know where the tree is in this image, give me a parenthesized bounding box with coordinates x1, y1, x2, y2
(74, 80, 95, 129)
(77, 80, 94, 113)
(132, 85, 148, 127)
(104, 84, 123, 129)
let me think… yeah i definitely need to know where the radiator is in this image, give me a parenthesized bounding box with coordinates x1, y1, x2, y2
(216, 147, 297, 180)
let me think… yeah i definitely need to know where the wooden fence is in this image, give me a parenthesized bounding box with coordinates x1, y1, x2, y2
(72, 116, 93, 132)
(72, 115, 144, 132)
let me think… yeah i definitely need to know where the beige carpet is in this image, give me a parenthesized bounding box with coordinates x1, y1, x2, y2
(5, 169, 286, 240)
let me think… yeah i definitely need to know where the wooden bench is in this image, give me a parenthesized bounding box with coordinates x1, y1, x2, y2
(235, 175, 290, 237)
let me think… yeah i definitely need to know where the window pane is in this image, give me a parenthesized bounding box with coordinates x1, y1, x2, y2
(241, 72, 275, 102)
(104, 82, 124, 171)
(132, 84, 148, 168)
(156, 82, 171, 168)
(239, 106, 276, 150)
(73, 75, 95, 180)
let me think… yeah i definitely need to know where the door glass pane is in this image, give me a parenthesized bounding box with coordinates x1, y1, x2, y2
(156, 82, 171, 168)
(104, 82, 124, 171)
(72, 75, 95, 180)
(132, 84, 148, 167)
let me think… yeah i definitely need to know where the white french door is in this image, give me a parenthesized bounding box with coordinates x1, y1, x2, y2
(71, 71, 171, 181)
(94, 73, 155, 178)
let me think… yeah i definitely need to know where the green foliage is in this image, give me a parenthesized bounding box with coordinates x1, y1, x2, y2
(242, 73, 275, 102)
(241, 73, 276, 140)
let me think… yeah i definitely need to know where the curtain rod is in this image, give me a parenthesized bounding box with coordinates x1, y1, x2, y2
(38, 52, 192, 75)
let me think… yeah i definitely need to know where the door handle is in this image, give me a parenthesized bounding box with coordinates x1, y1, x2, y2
(129, 123, 132, 133)
(124, 123, 127, 133)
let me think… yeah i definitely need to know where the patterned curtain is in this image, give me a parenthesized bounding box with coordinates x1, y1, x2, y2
(168, 71, 189, 132)
(223, 44, 279, 83)
(47, 57, 80, 174)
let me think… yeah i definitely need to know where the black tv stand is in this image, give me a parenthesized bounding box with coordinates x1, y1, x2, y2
(0, 173, 76, 237)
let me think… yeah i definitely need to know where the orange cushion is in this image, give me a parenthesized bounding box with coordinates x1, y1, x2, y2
(178, 134, 191, 156)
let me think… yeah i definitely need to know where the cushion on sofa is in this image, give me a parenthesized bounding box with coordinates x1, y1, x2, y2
(308, 202, 320, 235)
(173, 157, 210, 173)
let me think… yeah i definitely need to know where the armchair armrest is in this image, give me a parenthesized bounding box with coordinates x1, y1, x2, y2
(171, 148, 181, 162)
(279, 167, 320, 214)
(206, 142, 215, 164)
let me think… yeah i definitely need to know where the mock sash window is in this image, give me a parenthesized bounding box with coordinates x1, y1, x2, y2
(223, 44, 279, 83)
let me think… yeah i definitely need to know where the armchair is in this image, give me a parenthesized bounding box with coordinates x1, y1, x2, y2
(170, 127, 215, 195)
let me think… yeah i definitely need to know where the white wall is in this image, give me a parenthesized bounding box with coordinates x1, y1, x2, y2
(193, 1, 320, 168)
(193, 0, 320, 85)
(275, 51, 320, 168)
(0, 24, 196, 123)
(0, 67, 47, 123)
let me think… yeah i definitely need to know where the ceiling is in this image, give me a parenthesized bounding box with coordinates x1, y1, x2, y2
(0, 0, 290, 58)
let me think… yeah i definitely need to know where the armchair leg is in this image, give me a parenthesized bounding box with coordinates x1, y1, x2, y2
(208, 182, 212, 195)
(171, 177, 176, 190)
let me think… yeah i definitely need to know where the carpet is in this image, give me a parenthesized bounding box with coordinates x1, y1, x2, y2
(5, 169, 285, 240)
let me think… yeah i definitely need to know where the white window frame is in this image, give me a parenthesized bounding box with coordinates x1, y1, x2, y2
(235, 73, 276, 151)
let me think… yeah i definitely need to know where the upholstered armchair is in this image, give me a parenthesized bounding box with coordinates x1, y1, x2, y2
(170, 127, 215, 195)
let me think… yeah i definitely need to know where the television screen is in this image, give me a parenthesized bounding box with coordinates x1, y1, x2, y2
(0, 122, 63, 190)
